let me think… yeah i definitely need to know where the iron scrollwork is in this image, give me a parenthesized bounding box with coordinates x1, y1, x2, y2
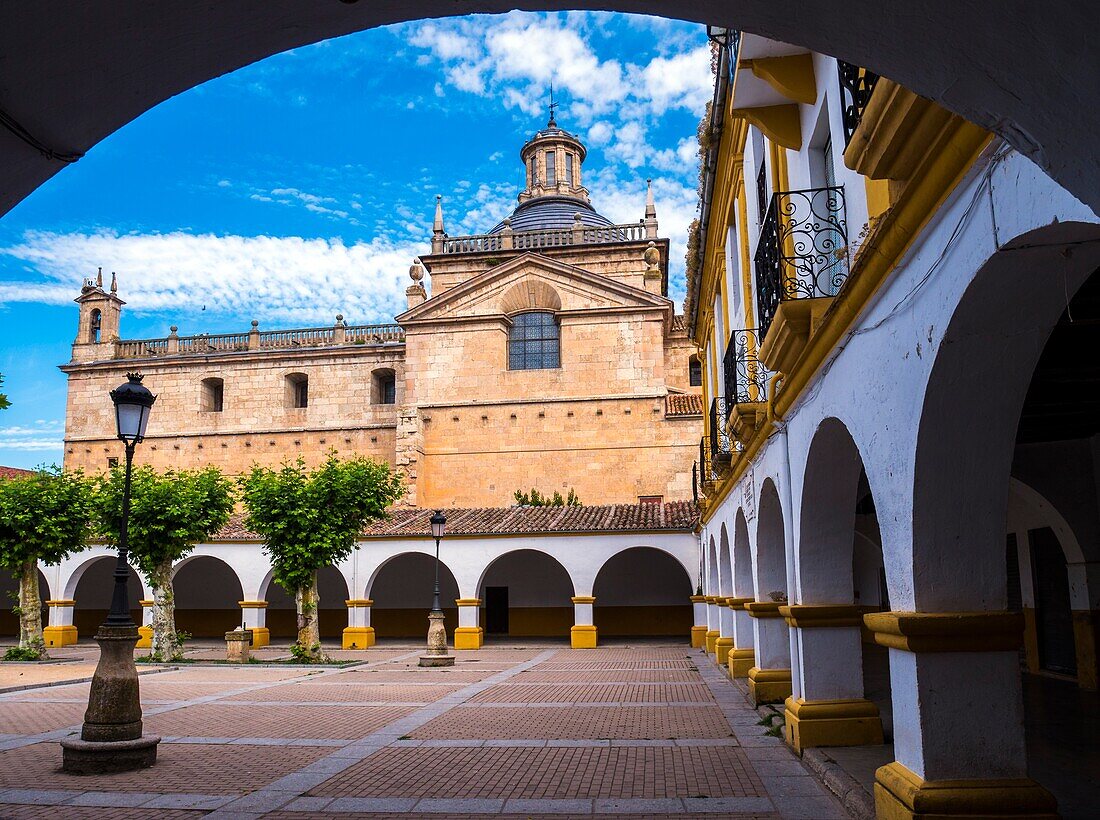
(837, 60, 880, 147)
(723, 328, 771, 407)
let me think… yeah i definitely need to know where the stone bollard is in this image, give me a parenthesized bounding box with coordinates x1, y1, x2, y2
(225, 629, 251, 663)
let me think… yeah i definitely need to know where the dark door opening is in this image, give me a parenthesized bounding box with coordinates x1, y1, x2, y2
(1030, 527, 1077, 676)
(485, 586, 509, 634)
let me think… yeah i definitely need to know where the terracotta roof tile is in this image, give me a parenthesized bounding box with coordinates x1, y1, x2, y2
(214, 501, 697, 541)
(665, 393, 703, 416)
(0, 466, 34, 479)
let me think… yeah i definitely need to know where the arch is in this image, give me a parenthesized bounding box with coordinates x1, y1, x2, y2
(89, 308, 102, 344)
(507, 311, 560, 371)
(499, 278, 562, 314)
(371, 367, 396, 405)
(733, 507, 754, 598)
(1007, 477, 1085, 564)
(912, 224, 1100, 610)
(592, 545, 693, 637)
(718, 522, 733, 596)
(753, 477, 786, 600)
(797, 416, 867, 603)
(706, 533, 719, 596)
(70, 554, 145, 635)
(261, 564, 350, 639)
(476, 548, 575, 638)
(170, 555, 245, 638)
(368, 551, 460, 638)
(284, 371, 308, 409)
(4, 6, 1099, 220)
(201, 376, 224, 412)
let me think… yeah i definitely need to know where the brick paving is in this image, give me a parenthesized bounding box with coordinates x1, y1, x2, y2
(0, 643, 848, 818)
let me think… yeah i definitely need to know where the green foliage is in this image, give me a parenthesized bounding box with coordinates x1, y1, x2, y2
(289, 642, 326, 663)
(95, 465, 235, 576)
(0, 467, 96, 572)
(513, 487, 581, 507)
(239, 452, 404, 594)
(3, 643, 45, 661)
(0, 373, 9, 410)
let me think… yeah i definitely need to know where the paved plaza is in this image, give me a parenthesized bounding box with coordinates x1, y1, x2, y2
(0, 642, 847, 819)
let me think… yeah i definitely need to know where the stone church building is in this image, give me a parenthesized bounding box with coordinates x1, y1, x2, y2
(36, 117, 704, 650)
(61, 116, 701, 509)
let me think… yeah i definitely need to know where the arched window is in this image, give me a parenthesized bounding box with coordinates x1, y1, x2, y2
(508, 312, 560, 371)
(285, 373, 308, 408)
(689, 355, 702, 387)
(89, 309, 102, 344)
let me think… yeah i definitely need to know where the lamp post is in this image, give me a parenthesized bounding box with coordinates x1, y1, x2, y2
(419, 510, 455, 667)
(62, 373, 161, 773)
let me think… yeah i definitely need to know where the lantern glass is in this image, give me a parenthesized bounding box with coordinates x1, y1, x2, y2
(430, 511, 446, 540)
(115, 402, 147, 442)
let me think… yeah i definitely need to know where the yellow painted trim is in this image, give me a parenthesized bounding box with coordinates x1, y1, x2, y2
(43, 625, 78, 647)
(455, 598, 481, 607)
(238, 601, 268, 608)
(249, 627, 270, 648)
(689, 595, 706, 603)
(781, 604, 863, 628)
(45, 599, 75, 607)
(783, 695, 883, 753)
(139, 599, 154, 607)
(864, 611, 1023, 652)
(715, 635, 734, 664)
(136, 625, 153, 649)
(745, 55, 817, 105)
(454, 626, 483, 650)
(342, 626, 376, 649)
(747, 666, 792, 705)
(705, 629, 719, 654)
(345, 599, 373, 607)
(745, 601, 785, 619)
(874, 761, 1057, 819)
(701, 116, 991, 526)
(727, 596, 754, 610)
(570, 624, 598, 649)
(571, 596, 595, 605)
(704, 595, 719, 604)
(733, 105, 802, 150)
(728, 647, 754, 678)
(690, 624, 708, 648)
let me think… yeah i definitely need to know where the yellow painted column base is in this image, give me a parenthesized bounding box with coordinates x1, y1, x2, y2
(571, 624, 598, 649)
(341, 626, 375, 649)
(248, 627, 270, 648)
(715, 636, 734, 665)
(728, 647, 754, 678)
(454, 626, 483, 650)
(783, 696, 884, 754)
(136, 626, 153, 649)
(690, 625, 707, 649)
(874, 761, 1058, 820)
(704, 629, 719, 654)
(747, 666, 792, 706)
(43, 625, 78, 648)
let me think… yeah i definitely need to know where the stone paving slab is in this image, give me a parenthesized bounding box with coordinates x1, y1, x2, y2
(308, 744, 765, 799)
(146, 703, 418, 740)
(468, 683, 714, 703)
(223, 683, 464, 703)
(0, 701, 87, 733)
(512, 669, 701, 683)
(410, 704, 733, 740)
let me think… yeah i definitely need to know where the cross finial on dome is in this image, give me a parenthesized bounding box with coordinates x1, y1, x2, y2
(548, 82, 558, 128)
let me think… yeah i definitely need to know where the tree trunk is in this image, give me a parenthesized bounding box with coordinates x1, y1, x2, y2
(295, 572, 321, 661)
(18, 559, 46, 658)
(149, 558, 179, 661)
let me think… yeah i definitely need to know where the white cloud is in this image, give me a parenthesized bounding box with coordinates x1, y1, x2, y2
(0, 230, 424, 325)
(0, 421, 64, 453)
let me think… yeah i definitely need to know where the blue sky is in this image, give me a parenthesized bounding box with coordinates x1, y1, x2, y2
(0, 12, 711, 468)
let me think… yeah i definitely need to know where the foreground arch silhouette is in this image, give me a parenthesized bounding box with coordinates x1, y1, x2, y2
(1, 3, 1099, 216)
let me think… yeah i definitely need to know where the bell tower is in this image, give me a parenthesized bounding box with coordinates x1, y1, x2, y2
(517, 99, 591, 206)
(72, 268, 124, 363)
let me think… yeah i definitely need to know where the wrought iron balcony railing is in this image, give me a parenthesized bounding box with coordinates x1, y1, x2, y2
(754, 186, 848, 341)
(837, 60, 880, 147)
(709, 398, 732, 465)
(723, 328, 772, 407)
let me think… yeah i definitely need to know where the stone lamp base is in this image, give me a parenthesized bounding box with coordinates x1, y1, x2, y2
(419, 610, 455, 667)
(61, 624, 160, 773)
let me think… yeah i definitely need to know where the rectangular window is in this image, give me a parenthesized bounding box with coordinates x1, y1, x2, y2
(639, 495, 663, 505)
(202, 378, 224, 412)
(545, 151, 556, 185)
(528, 156, 535, 185)
(107, 457, 119, 469)
(295, 380, 308, 408)
(382, 375, 396, 404)
(565, 153, 574, 185)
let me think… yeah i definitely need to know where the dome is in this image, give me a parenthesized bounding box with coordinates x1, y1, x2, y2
(491, 196, 615, 234)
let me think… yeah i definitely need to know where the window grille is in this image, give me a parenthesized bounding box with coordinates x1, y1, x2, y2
(508, 312, 560, 370)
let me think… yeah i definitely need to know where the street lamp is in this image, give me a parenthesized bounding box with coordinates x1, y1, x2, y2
(419, 509, 455, 667)
(62, 373, 160, 773)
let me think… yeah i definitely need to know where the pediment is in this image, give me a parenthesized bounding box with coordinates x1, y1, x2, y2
(397, 253, 670, 324)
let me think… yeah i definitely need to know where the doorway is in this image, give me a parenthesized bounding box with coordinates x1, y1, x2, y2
(485, 586, 508, 634)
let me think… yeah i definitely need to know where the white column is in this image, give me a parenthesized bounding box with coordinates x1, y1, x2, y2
(342, 599, 375, 649)
(136, 599, 154, 649)
(571, 595, 597, 649)
(715, 598, 735, 665)
(690, 595, 708, 648)
(454, 598, 482, 650)
(43, 599, 77, 647)
(745, 602, 792, 706)
(705, 596, 720, 654)
(727, 597, 755, 677)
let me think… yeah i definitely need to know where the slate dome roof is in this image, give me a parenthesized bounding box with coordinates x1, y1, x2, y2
(491, 195, 615, 234)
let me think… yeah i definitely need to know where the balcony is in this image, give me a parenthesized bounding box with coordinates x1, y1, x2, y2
(754, 186, 848, 372)
(709, 398, 733, 470)
(837, 60, 880, 148)
(436, 221, 649, 255)
(722, 328, 773, 443)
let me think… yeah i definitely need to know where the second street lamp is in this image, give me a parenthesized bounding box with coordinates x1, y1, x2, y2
(419, 509, 455, 667)
(62, 373, 161, 773)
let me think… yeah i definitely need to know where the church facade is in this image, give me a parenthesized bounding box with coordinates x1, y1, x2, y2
(60, 118, 701, 509)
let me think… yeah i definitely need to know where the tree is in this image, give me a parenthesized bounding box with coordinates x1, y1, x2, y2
(96, 465, 234, 661)
(0, 467, 95, 658)
(513, 487, 581, 507)
(239, 453, 403, 661)
(0, 373, 10, 409)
